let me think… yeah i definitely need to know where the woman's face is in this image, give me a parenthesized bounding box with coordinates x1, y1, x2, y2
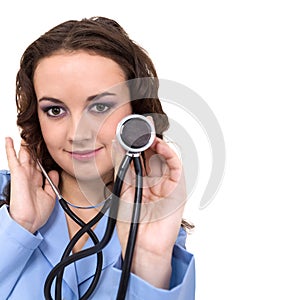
(34, 51, 132, 181)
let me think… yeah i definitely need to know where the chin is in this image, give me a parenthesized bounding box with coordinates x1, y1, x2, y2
(74, 165, 113, 183)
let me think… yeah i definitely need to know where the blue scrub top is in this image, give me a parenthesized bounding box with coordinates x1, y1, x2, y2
(0, 170, 195, 299)
(0, 169, 10, 199)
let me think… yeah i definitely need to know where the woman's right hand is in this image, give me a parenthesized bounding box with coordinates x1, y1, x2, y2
(5, 137, 59, 233)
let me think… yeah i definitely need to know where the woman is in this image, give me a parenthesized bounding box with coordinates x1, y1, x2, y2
(0, 16, 195, 299)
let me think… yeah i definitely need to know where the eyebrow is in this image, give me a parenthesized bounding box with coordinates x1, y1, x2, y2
(38, 92, 117, 103)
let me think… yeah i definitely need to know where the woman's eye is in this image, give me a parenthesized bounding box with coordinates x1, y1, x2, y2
(45, 106, 65, 117)
(90, 103, 110, 113)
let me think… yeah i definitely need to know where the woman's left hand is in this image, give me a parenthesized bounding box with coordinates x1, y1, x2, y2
(115, 137, 187, 289)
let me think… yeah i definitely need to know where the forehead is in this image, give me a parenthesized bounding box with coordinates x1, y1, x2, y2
(33, 51, 127, 95)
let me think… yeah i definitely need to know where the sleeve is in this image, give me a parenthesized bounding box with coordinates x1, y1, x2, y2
(111, 227, 196, 300)
(0, 170, 10, 200)
(0, 205, 43, 294)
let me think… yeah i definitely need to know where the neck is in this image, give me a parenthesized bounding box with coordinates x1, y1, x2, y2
(60, 170, 113, 208)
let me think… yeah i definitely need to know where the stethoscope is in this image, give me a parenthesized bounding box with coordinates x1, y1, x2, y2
(38, 114, 156, 300)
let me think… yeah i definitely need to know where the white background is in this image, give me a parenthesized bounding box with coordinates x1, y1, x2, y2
(1, 1, 300, 299)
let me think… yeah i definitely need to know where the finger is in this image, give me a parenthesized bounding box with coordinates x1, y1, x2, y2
(18, 143, 33, 166)
(151, 137, 182, 183)
(143, 147, 165, 178)
(5, 137, 20, 170)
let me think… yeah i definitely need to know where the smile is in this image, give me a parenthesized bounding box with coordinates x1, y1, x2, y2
(67, 148, 103, 161)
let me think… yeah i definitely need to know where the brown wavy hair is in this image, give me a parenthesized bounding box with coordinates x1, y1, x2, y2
(16, 16, 168, 173)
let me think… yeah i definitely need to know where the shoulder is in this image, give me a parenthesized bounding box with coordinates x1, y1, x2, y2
(0, 170, 10, 197)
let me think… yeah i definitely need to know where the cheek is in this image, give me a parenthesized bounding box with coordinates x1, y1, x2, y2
(38, 117, 64, 150)
(98, 105, 132, 144)
(97, 118, 119, 145)
(39, 119, 51, 144)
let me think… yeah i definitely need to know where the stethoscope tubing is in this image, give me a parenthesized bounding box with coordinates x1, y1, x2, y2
(54, 198, 109, 300)
(43, 153, 142, 300)
(116, 155, 143, 300)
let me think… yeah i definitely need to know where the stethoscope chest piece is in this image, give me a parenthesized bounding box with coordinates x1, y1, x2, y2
(116, 114, 155, 153)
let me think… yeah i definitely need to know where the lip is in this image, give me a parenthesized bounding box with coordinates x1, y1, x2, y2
(66, 147, 103, 161)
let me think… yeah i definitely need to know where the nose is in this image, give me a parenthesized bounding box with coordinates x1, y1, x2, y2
(67, 113, 94, 144)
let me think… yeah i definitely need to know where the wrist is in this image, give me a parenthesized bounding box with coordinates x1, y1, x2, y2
(9, 211, 37, 234)
(131, 248, 173, 289)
